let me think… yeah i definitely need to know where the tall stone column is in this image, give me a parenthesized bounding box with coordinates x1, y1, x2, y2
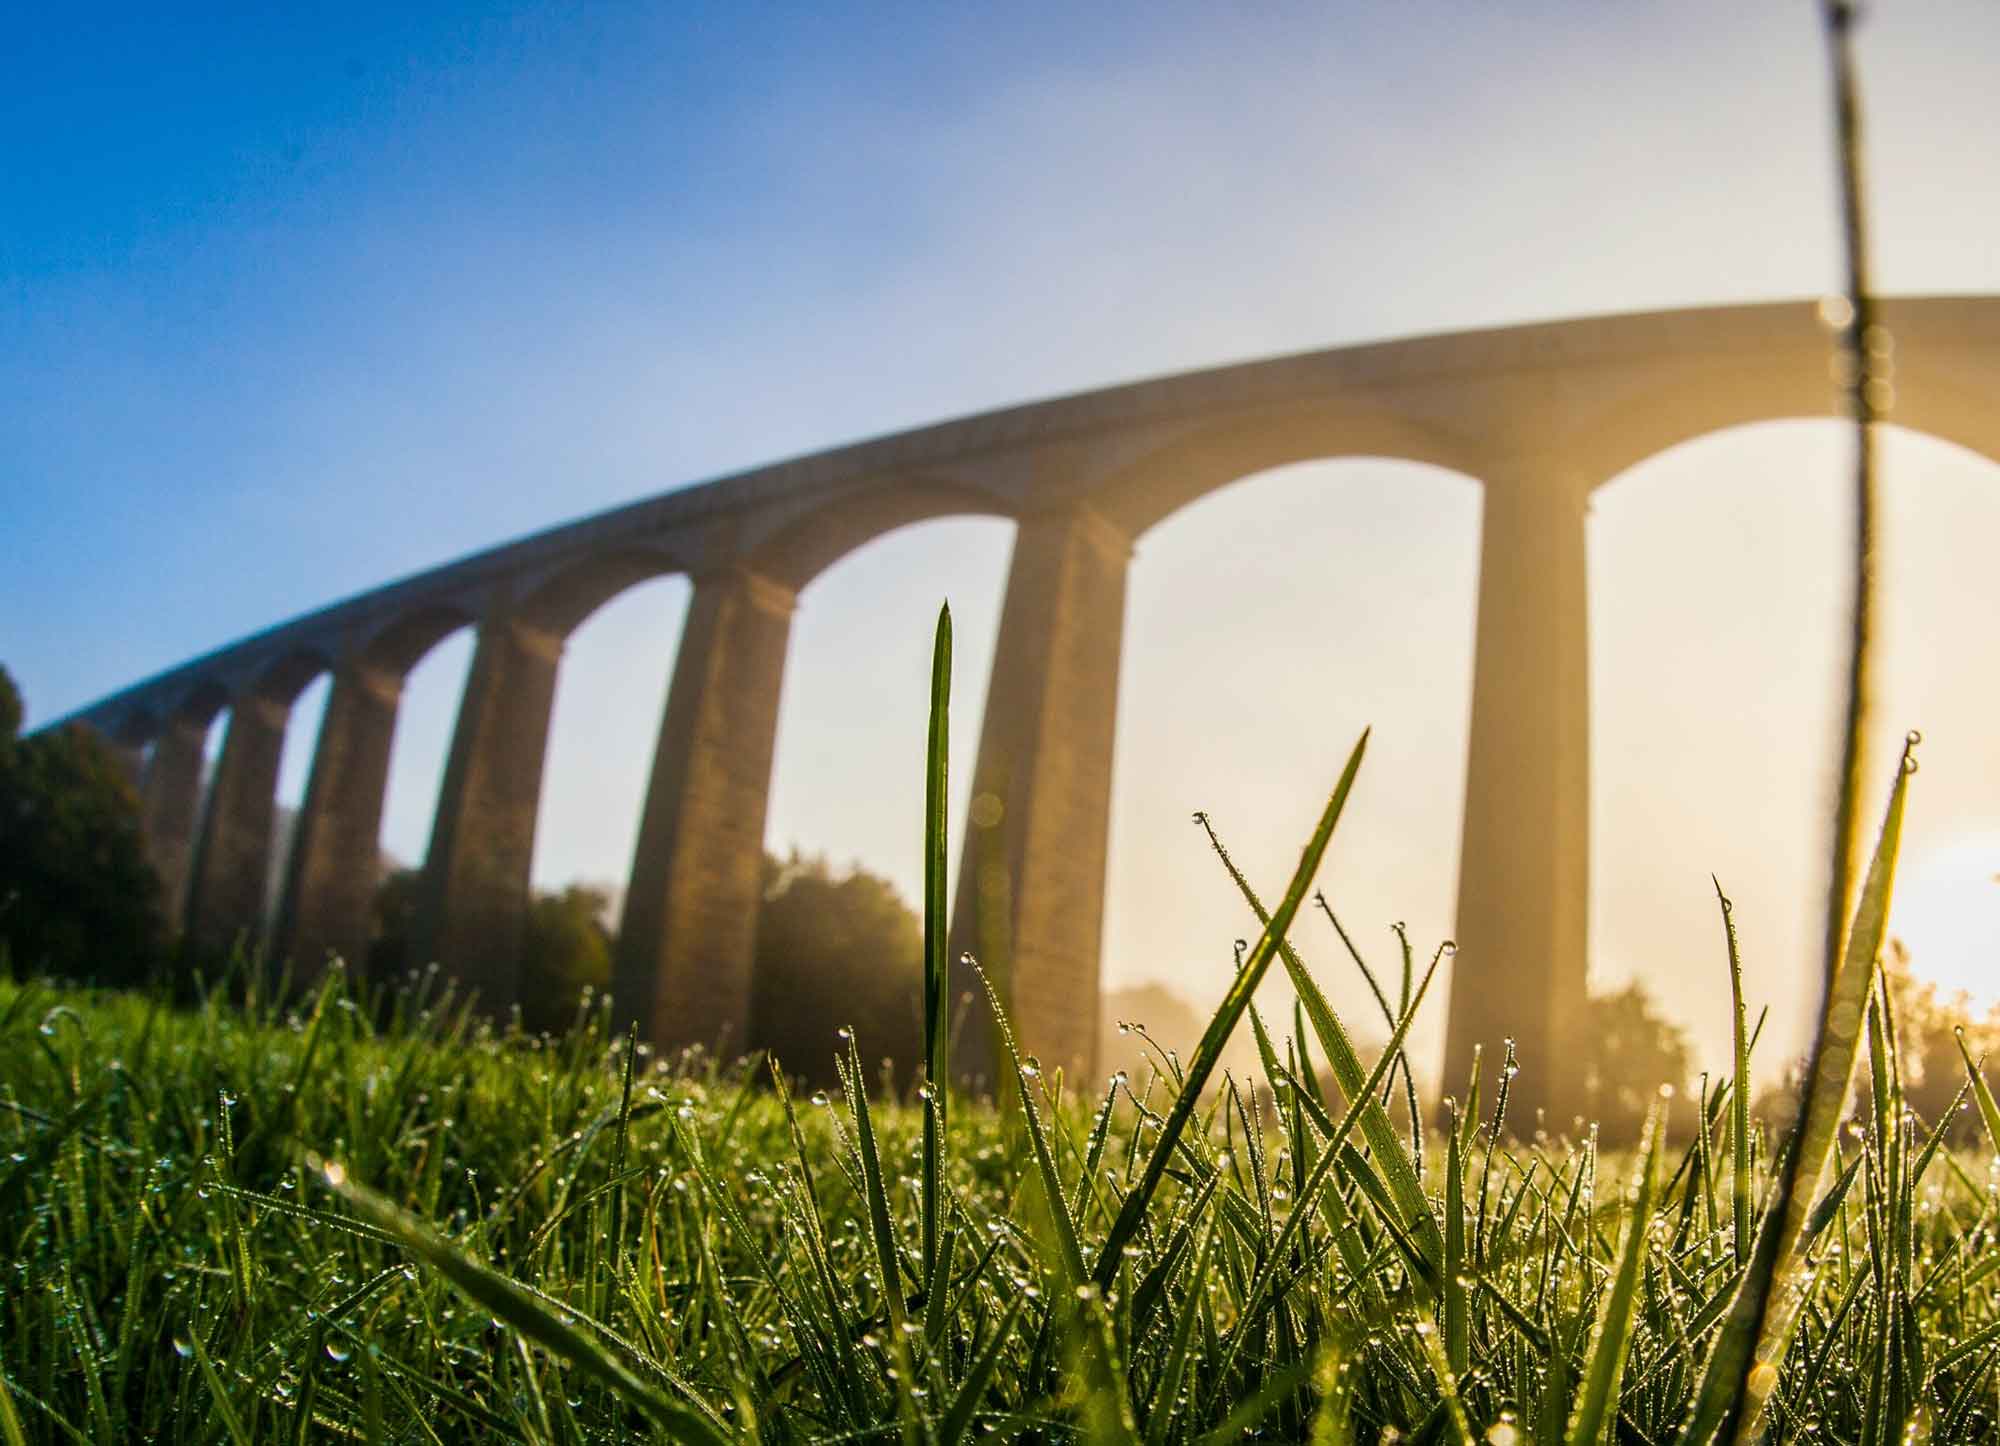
(410, 611, 563, 1016)
(273, 661, 402, 981)
(1444, 465, 1591, 1127)
(140, 716, 209, 932)
(183, 693, 290, 957)
(949, 505, 1130, 1088)
(614, 568, 794, 1055)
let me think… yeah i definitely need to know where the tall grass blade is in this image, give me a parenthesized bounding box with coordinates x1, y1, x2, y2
(923, 602, 952, 1292)
(1954, 1032, 2000, 1160)
(1715, 878, 1751, 1268)
(1686, 12, 1898, 1436)
(0, 1370, 24, 1446)
(836, 1031, 909, 1330)
(1566, 1101, 1664, 1446)
(1202, 810, 1443, 1277)
(188, 1328, 253, 1446)
(939, 1290, 1025, 1446)
(971, 959, 1088, 1287)
(1093, 731, 1367, 1286)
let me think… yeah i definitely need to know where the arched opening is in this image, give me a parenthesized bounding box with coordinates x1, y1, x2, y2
(768, 515, 1012, 901)
(1104, 459, 1483, 1083)
(1589, 420, 2000, 1080)
(192, 708, 231, 855)
(759, 516, 1012, 1074)
(269, 672, 331, 919)
(377, 630, 475, 875)
(530, 575, 694, 919)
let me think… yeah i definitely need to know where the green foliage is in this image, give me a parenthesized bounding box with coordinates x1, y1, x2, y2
(1575, 981, 1693, 1147)
(520, 884, 616, 1035)
(0, 849, 1989, 1442)
(0, 664, 164, 985)
(1882, 938, 2000, 1143)
(0, 667, 21, 741)
(367, 870, 613, 1031)
(364, 864, 425, 979)
(750, 848, 923, 1090)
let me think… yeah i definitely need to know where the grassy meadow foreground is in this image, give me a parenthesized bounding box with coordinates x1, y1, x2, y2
(4, 927, 2000, 1444)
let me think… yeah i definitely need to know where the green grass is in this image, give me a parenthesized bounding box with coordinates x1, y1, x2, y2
(4, 855, 2000, 1444)
(4, 614, 2000, 1444)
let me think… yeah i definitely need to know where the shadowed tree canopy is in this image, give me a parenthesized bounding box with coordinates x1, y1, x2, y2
(1575, 980, 1693, 1145)
(752, 849, 923, 1091)
(0, 664, 164, 985)
(366, 866, 424, 983)
(367, 868, 613, 1032)
(1881, 938, 2000, 1144)
(520, 884, 615, 1035)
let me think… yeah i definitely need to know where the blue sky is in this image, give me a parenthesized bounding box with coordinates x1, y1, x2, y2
(7, 3, 2000, 1074)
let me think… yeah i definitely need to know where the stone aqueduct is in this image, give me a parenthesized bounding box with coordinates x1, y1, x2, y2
(57, 296, 2000, 1108)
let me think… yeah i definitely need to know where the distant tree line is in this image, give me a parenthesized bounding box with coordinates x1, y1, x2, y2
(0, 665, 163, 985)
(7, 657, 1993, 1143)
(368, 848, 928, 1086)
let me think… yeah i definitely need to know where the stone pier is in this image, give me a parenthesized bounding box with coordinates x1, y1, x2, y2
(273, 661, 403, 980)
(613, 567, 795, 1054)
(950, 505, 1130, 1086)
(410, 610, 563, 1014)
(1443, 464, 1592, 1126)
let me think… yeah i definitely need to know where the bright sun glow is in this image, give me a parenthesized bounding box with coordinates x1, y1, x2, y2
(1894, 835, 2000, 1011)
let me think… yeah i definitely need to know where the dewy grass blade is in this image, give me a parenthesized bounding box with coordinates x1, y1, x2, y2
(923, 602, 952, 1294)
(1566, 1101, 1664, 1446)
(1691, 13, 1895, 1439)
(1145, 1215, 1218, 1446)
(1954, 1032, 2000, 1161)
(1715, 878, 1752, 1268)
(938, 1289, 1025, 1446)
(1444, 1101, 1469, 1376)
(837, 1030, 909, 1331)
(0, 1367, 25, 1446)
(187, 1328, 252, 1446)
(972, 959, 1088, 1288)
(1093, 729, 1368, 1287)
(1678, 752, 1912, 1444)
(314, 1157, 731, 1445)
(1201, 810, 1444, 1279)
(1220, 943, 1447, 1374)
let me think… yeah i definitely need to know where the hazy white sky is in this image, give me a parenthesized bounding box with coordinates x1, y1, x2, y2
(8, 2, 1999, 1080)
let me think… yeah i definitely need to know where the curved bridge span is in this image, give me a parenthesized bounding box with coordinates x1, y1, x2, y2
(59, 295, 2000, 1106)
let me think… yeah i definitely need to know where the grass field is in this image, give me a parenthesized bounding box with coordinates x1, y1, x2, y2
(5, 688, 2000, 1445)
(4, 898, 2000, 1445)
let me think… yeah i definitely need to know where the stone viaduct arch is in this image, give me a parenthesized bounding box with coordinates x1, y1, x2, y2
(53, 296, 2000, 1114)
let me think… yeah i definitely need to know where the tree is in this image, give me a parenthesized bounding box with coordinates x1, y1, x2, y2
(519, 884, 614, 1034)
(751, 850, 923, 1090)
(1574, 981, 1693, 1145)
(365, 866, 425, 982)
(1882, 937, 2000, 1143)
(365, 870, 613, 1031)
(0, 665, 164, 985)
